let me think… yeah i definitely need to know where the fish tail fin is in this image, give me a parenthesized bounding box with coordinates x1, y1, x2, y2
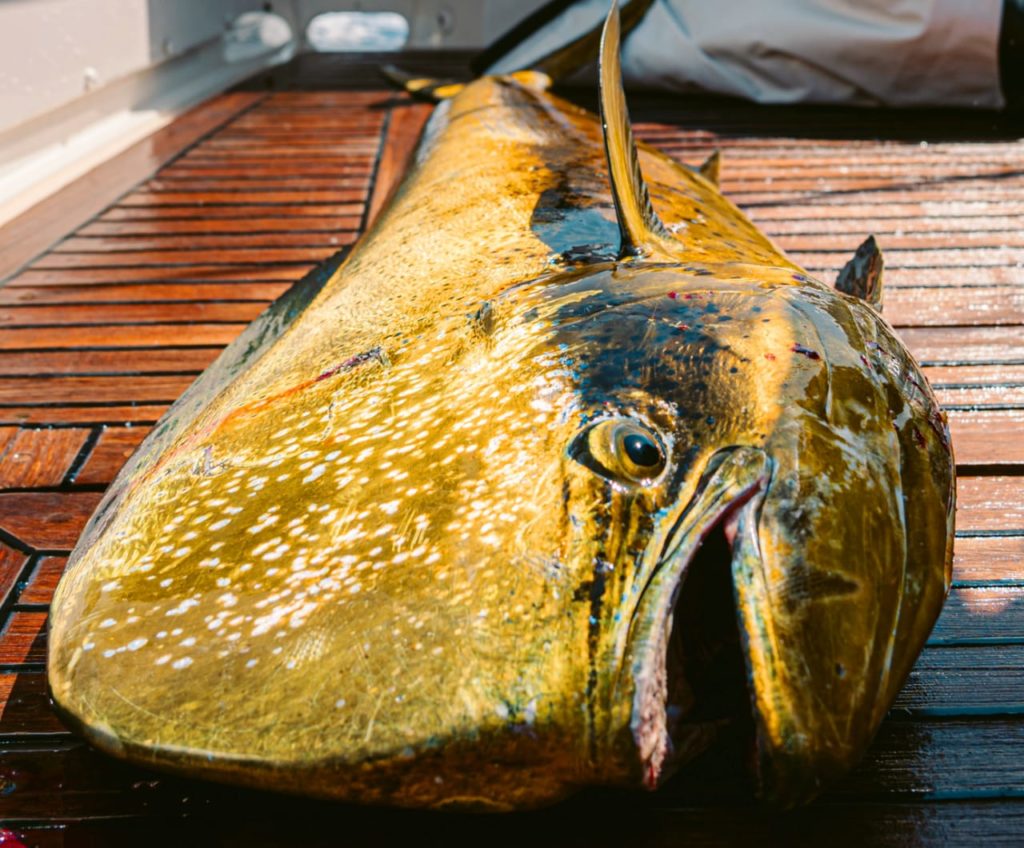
(599, 1, 673, 259)
(473, 0, 655, 82)
(381, 65, 466, 102)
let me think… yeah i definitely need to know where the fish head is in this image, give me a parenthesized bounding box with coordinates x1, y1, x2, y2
(48, 257, 952, 810)
(529, 260, 954, 804)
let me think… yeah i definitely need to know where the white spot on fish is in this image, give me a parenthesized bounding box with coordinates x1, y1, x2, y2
(303, 464, 326, 484)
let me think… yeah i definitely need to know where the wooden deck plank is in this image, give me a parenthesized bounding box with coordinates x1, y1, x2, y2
(159, 165, 373, 179)
(924, 363, 1024, 385)
(948, 413, 1024, 466)
(776, 231, 1024, 250)
(869, 268, 1024, 287)
(0, 543, 30, 612)
(0, 348, 218, 376)
(0, 406, 170, 426)
(0, 323, 246, 349)
(0, 302, 268, 326)
(954, 537, 1024, 582)
(99, 203, 364, 221)
(29, 246, 340, 267)
(734, 188, 1024, 206)
(54, 232, 357, 252)
(884, 287, 1024, 328)
(0, 428, 89, 488)
(18, 556, 69, 606)
(5, 264, 318, 287)
(0, 489, 93, 549)
(957, 477, 1024, 532)
(930, 588, 1024, 645)
(0, 672, 67, 736)
(896, 327, 1024, 364)
(0, 282, 292, 305)
(367, 100, 434, 228)
(937, 386, 1024, 409)
(73, 427, 150, 485)
(77, 217, 363, 236)
(0, 612, 47, 664)
(0, 376, 195, 404)
(116, 191, 367, 207)
(144, 176, 373, 192)
(0, 491, 103, 550)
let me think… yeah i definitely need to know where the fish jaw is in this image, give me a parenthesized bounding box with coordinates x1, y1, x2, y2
(608, 434, 944, 805)
(619, 446, 771, 789)
(734, 417, 952, 805)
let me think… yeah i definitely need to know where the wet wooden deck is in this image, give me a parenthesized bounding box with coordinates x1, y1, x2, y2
(0, 54, 1023, 845)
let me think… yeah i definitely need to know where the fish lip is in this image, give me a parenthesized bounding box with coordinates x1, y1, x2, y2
(621, 446, 771, 791)
(655, 462, 765, 583)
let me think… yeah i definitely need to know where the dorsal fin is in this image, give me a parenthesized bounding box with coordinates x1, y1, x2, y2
(835, 235, 884, 311)
(599, 1, 672, 259)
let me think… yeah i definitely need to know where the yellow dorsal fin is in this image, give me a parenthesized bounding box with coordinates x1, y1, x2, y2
(599, 1, 672, 259)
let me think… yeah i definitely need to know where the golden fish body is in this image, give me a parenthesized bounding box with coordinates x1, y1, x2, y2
(48, 9, 954, 811)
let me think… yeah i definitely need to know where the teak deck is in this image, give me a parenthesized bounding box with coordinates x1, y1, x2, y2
(0, 53, 1023, 845)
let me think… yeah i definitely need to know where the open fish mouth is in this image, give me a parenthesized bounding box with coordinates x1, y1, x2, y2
(624, 446, 771, 792)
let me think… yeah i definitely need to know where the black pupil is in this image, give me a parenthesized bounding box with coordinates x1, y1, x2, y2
(623, 433, 661, 468)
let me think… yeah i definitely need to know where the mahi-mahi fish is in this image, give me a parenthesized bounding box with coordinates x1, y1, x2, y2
(48, 2, 955, 810)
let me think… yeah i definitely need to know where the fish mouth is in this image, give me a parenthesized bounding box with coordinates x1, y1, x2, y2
(624, 446, 770, 793)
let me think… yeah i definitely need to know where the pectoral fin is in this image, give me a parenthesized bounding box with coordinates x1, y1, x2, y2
(835, 236, 884, 311)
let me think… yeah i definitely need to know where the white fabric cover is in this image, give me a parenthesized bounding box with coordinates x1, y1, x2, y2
(487, 0, 1005, 108)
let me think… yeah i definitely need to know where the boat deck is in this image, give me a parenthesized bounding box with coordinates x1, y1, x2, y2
(0, 54, 1022, 845)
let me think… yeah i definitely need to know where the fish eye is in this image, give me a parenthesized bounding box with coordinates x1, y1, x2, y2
(623, 432, 661, 467)
(572, 418, 667, 485)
